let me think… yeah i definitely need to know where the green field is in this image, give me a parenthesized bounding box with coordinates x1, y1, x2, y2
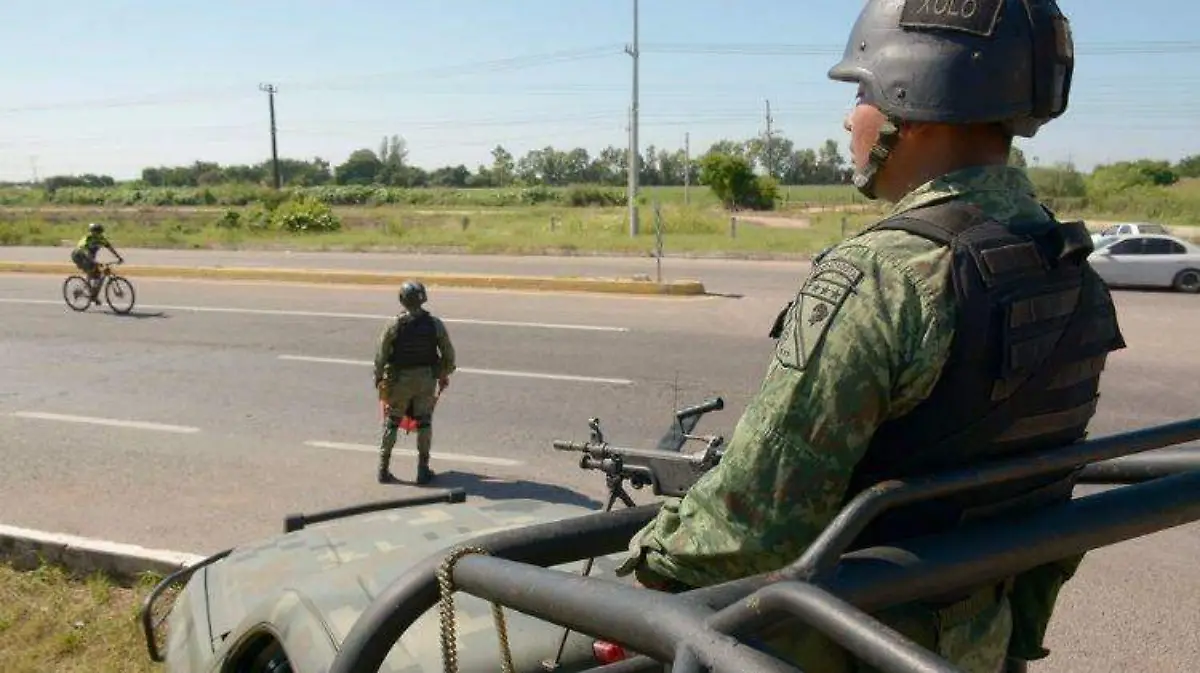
(1, 180, 1198, 258)
(0, 561, 164, 673)
(0, 183, 875, 211)
(0, 202, 877, 257)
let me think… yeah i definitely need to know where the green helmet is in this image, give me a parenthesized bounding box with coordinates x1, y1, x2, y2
(828, 0, 1074, 196)
(398, 280, 427, 309)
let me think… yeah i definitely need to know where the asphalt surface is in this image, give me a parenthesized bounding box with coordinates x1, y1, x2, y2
(1, 250, 1199, 672)
(0, 245, 810, 299)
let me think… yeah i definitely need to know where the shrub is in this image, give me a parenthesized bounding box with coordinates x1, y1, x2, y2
(698, 153, 778, 211)
(215, 209, 241, 229)
(566, 184, 625, 207)
(518, 185, 558, 205)
(270, 197, 341, 233)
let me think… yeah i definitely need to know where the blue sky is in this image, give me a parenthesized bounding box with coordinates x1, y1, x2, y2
(0, 0, 1196, 181)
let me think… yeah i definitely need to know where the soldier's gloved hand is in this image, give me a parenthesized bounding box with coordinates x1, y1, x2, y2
(438, 375, 449, 393)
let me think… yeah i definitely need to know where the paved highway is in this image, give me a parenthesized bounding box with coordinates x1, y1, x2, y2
(1, 252, 1198, 671)
(0, 270, 785, 552)
(0, 245, 811, 299)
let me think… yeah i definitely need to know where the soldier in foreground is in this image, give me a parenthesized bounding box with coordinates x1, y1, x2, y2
(617, 1, 1126, 672)
(374, 280, 456, 485)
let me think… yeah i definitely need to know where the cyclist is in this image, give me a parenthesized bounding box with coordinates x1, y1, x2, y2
(71, 223, 124, 303)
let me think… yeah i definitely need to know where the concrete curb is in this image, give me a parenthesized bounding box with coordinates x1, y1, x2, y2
(0, 261, 708, 296)
(0, 523, 204, 583)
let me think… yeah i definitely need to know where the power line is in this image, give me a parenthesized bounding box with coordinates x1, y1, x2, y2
(6, 23, 1199, 178)
(10, 78, 1199, 117)
(279, 45, 624, 92)
(2, 103, 1195, 151)
(639, 40, 1200, 56)
(3, 39, 1195, 117)
(0, 45, 624, 117)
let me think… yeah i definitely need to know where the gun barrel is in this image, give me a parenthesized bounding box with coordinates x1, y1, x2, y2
(1079, 447, 1200, 483)
(675, 397, 725, 421)
(553, 440, 716, 466)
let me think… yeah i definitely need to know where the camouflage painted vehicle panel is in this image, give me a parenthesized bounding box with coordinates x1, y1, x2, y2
(163, 496, 628, 673)
(149, 398, 730, 673)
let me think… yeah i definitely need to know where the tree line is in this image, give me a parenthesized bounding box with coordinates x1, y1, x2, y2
(18, 133, 856, 191)
(1025, 157, 1200, 197)
(10, 135, 1199, 213)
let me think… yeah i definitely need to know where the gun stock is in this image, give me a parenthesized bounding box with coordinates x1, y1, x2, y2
(656, 396, 725, 453)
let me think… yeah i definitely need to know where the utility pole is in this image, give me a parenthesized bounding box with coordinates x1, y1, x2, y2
(259, 83, 281, 190)
(627, 107, 633, 185)
(683, 132, 690, 205)
(624, 0, 640, 236)
(764, 99, 775, 180)
(29, 156, 38, 184)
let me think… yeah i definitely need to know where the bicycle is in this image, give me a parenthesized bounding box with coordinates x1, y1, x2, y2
(63, 260, 136, 314)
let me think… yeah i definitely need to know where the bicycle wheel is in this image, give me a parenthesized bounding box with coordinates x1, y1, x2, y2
(62, 276, 93, 311)
(104, 275, 137, 314)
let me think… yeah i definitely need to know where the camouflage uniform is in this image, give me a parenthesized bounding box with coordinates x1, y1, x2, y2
(617, 2, 1093, 671)
(619, 166, 1071, 672)
(374, 282, 456, 484)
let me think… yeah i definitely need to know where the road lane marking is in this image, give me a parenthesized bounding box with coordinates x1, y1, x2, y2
(10, 411, 201, 434)
(277, 354, 635, 386)
(0, 298, 628, 332)
(305, 440, 523, 466)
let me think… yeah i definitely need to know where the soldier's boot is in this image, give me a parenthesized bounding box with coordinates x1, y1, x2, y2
(415, 426, 435, 485)
(378, 417, 399, 483)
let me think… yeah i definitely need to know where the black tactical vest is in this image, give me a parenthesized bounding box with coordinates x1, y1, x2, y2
(388, 312, 441, 370)
(837, 199, 1127, 550)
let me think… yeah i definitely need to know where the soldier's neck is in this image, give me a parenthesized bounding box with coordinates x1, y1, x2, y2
(885, 148, 1009, 202)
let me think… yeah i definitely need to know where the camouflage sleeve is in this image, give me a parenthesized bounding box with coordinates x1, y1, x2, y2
(373, 320, 397, 385)
(436, 318, 456, 378)
(620, 233, 956, 588)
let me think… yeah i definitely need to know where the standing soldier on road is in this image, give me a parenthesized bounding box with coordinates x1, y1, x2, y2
(618, 2, 1126, 672)
(374, 280, 456, 485)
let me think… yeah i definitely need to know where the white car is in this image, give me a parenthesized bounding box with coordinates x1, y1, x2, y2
(1089, 233, 1200, 293)
(1091, 222, 1170, 247)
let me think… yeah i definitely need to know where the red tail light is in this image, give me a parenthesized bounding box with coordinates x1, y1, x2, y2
(592, 640, 628, 664)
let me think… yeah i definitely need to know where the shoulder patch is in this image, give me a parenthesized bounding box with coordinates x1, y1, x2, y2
(775, 257, 865, 371)
(899, 0, 1004, 37)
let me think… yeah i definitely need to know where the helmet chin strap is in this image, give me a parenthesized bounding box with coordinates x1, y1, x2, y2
(852, 118, 901, 200)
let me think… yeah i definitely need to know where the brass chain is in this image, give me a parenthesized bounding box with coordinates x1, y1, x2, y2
(436, 546, 515, 673)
